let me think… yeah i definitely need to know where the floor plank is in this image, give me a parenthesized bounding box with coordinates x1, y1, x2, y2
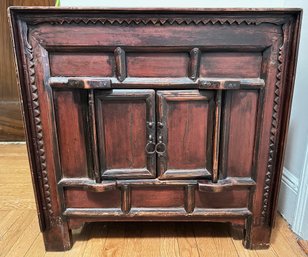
(193, 222, 220, 256)
(298, 240, 308, 255)
(138, 223, 161, 257)
(176, 223, 200, 257)
(160, 223, 181, 257)
(24, 234, 46, 257)
(101, 223, 126, 257)
(0, 211, 34, 257)
(5, 211, 40, 257)
(82, 223, 108, 257)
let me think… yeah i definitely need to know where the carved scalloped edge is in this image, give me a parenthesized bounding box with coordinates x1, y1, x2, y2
(261, 43, 284, 219)
(26, 42, 54, 221)
(28, 17, 282, 26)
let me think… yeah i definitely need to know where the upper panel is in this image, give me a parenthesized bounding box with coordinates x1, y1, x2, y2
(9, 8, 299, 89)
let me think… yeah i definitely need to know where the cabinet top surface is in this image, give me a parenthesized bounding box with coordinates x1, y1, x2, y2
(9, 6, 302, 14)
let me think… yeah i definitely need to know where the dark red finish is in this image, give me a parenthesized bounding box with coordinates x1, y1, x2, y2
(9, 7, 302, 251)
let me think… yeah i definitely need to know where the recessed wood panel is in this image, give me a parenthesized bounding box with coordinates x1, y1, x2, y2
(127, 53, 189, 77)
(53, 90, 89, 178)
(223, 90, 259, 177)
(102, 101, 146, 169)
(64, 189, 121, 208)
(157, 90, 214, 179)
(167, 101, 209, 169)
(195, 190, 249, 208)
(95, 90, 156, 179)
(132, 187, 184, 208)
(49, 52, 114, 77)
(200, 52, 262, 78)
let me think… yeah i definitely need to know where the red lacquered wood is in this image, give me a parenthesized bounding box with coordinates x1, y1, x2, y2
(9, 7, 302, 251)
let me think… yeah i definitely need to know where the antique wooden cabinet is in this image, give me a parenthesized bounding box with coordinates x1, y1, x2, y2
(9, 7, 301, 251)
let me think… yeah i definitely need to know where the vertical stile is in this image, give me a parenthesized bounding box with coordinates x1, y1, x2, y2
(89, 89, 100, 182)
(121, 185, 131, 214)
(184, 185, 195, 213)
(213, 91, 222, 183)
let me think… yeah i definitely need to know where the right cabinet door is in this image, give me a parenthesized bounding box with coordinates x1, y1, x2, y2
(156, 90, 215, 179)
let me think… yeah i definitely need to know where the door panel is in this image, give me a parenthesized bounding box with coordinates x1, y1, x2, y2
(157, 90, 215, 179)
(95, 89, 156, 179)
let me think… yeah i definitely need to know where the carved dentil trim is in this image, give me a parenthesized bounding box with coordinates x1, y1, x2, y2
(25, 37, 54, 224)
(261, 26, 286, 220)
(28, 17, 285, 26)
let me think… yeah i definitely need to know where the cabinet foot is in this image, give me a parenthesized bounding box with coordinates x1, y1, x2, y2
(42, 220, 73, 251)
(243, 223, 271, 250)
(230, 223, 245, 240)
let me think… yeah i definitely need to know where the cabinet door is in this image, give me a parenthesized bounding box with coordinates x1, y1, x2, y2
(95, 89, 156, 179)
(157, 90, 215, 179)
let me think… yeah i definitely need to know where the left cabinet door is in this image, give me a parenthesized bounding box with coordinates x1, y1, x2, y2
(95, 89, 156, 179)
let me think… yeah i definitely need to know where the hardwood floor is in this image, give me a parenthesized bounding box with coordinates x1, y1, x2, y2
(0, 144, 306, 257)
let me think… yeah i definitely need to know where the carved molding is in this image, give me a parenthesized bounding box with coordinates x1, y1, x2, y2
(28, 16, 287, 26)
(261, 24, 287, 221)
(24, 32, 54, 224)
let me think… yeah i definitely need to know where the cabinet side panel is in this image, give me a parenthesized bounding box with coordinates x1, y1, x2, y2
(53, 90, 89, 178)
(223, 90, 258, 177)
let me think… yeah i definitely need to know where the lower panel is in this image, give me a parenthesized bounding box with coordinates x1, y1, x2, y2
(64, 187, 250, 209)
(64, 189, 121, 208)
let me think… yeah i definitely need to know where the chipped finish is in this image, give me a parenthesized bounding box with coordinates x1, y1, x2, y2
(114, 47, 127, 82)
(189, 48, 201, 81)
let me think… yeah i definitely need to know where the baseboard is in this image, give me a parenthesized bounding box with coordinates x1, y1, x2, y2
(293, 145, 308, 239)
(278, 167, 299, 225)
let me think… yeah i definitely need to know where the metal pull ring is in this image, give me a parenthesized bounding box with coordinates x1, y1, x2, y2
(155, 142, 166, 155)
(145, 142, 156, 155)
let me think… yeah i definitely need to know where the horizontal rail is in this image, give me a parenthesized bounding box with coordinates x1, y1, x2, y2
(198, 177, 256, 192)
(59, 177, 255, 191)
(63, 207, 252, 219)
(49, 76, 265, 89)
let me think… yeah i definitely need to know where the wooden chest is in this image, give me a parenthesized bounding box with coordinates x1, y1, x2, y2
(9, 7, 301, 251)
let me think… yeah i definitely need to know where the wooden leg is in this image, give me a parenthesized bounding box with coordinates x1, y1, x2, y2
(243, 217, 271, 249)
(230, 223, 245, 240)
(42, 219, 73, 251)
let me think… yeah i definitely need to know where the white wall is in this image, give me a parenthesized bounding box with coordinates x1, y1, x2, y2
(61, 0, 308, 239)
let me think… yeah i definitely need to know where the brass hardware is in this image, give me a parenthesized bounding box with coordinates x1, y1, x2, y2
(155, 135, 166, 156)
(157, 122, 164, 128)
(145, 135, 155, 154)
(155, 142, 166, 156)
(147, 121, 154, 128)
